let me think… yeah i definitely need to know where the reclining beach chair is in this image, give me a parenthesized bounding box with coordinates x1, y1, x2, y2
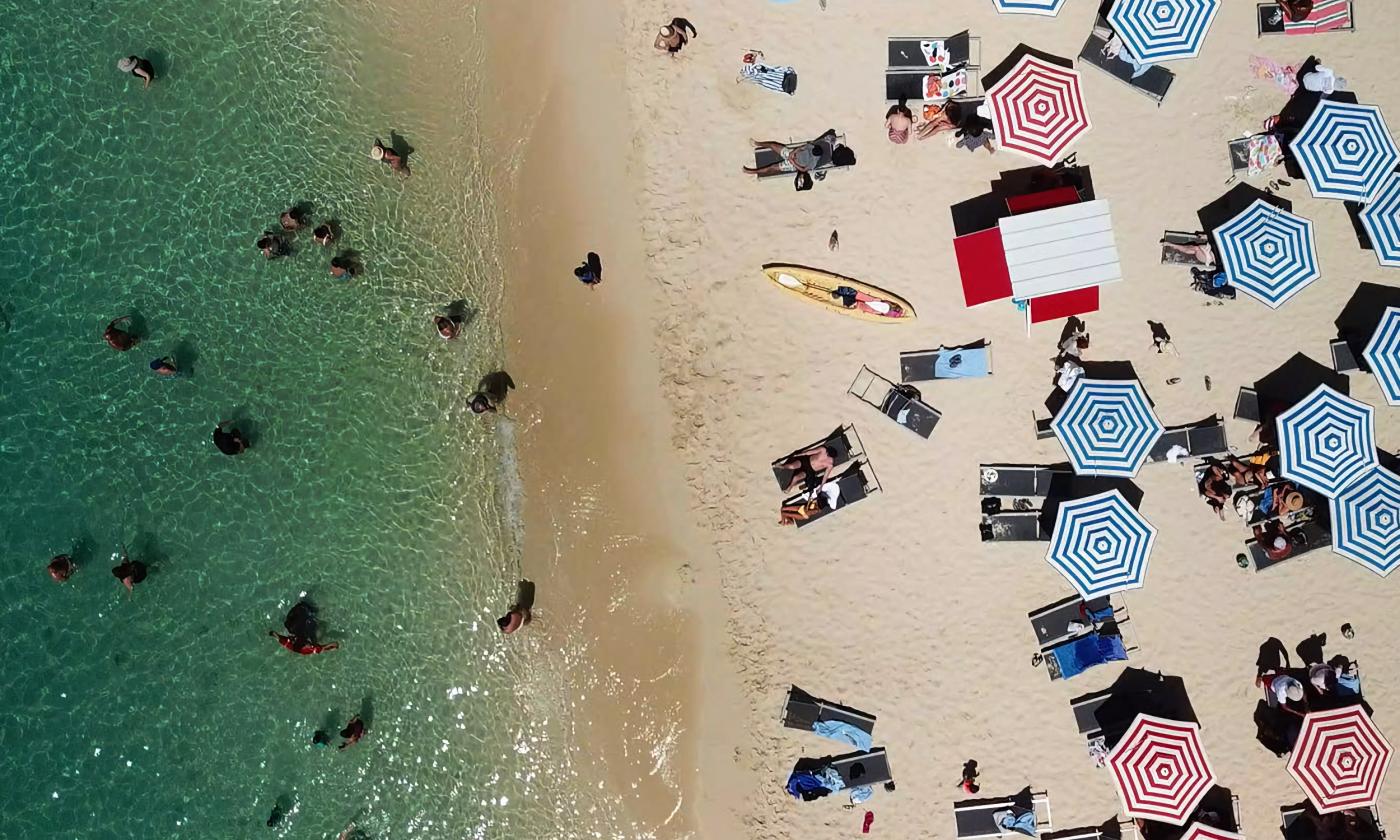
(888, 31, 981, 70)
(1161, 231, 1213, 267)
(1148, 415, 1229, 462)
(1330, 337, 1361, 373)
(1042, 620, 1136, 681)
(1281, 803, 1385, 840)
(955, 792, 1053, 840)
(829, 747, 893, 789)
(771, 425, 863, 491)
(1257, 0, 1355, 36)
(901, 340, 993, 383)
(752, 133, 848, 181)
(1246, 519, 1332, 571)
(980, 463, 1068, 498)
(782, 685, 877, 734)
(782, 459, 881, 529)
(1077, 14, 1173, 105)
(848, 365, 942, 439)
(1028, 594, 1119, 651)
(885, 67, 980, 103)
(981, 510, 1050, 542)
(1070, 690, 1113, 742)
(1233, 387, 1262, 423)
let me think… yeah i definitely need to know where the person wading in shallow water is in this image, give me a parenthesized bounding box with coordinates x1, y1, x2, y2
(48, 554, 76, 582)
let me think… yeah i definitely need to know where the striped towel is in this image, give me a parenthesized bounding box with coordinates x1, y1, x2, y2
(740, 60, 795, 93)
(1285, 0, 1352, 34)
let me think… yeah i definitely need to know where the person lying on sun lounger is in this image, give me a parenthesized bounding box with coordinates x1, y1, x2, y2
(745, 131, 855, 177)
(830, 286, 904, 317)
(775, 443, 839, 492)
(1162, 237, 1216, 268)
(780, 481, 840, 525)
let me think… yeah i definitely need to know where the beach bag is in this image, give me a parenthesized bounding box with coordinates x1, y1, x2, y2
(782, 70, 798, 94)
(794, 171, 813, 192)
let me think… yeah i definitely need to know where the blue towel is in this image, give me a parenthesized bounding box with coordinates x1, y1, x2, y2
(999, 809, 1040, 838)
(1338, 673, 1361, 696)
(934, 347, 990, 379)
(812, 720, 873, 751)
(1051, 632, 1128, 680)
(786, 771, 830, 799)
(1086, 604, 1115, 623)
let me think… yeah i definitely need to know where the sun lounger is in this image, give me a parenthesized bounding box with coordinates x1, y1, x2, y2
(1161, 230, 1213, 266)
(1028, 594, 1118, 650)
(1071, 690, 1113, 739)
(1247, 520, 1332, 571)
(955, 792, 1053, 840)
(1034, 413, 1056, 440)
(1282, 804, 1385, 840)
(1044, 624, 1133, 681)
(980, 463, 1069, 497)
(1257, 0, 1355, 35)
(782, 460, 880, 529)
(771, 425, 862, 491)
(1148, 415, 1229, 462)
(753, 134, 847, 181)
(1234, 386, 1261, 423)
(782, 685, 877, 734)
(848, 365, 942, 439)
(1077, 16, 1173, 105)
(1330, 338, 1361, 373)
(888, 32, 981, 69)
(901, 341, 993, 383)
(885, 67, 980, 103)
(829, 747, 892, 788)
(981, 510, 1051, 542)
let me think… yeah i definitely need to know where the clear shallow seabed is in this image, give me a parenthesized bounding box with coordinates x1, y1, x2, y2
(0, 1, 639, 837)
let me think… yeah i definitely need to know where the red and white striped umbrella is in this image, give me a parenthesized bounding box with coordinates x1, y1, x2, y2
(1288, 706, 1393, 813)
(1179, 823, 1244, 840)
(1106, 715, 1217, 826)
(985, 53, 1091, 166)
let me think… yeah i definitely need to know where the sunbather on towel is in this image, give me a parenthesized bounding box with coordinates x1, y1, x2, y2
(830, 286, 902, 317)
(776, 443, 839, 492)
(1254, 520, 1295, 562)
(780, 482, 840, 525)
(916, 104, 957, 141)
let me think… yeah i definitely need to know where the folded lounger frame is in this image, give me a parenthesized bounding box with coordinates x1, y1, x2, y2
(1077, 13, 1173, 105)
(848, 365, 942, 439)
(771, 424, 864, 491)
(753, 134, 848, 181)
(901, 340, 993, 383)
(781, 459, 882, 529)
(781, 685, 877, 734)
(954, 792, 1053, 840)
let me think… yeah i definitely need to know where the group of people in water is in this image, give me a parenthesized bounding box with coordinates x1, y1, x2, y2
(46, 546, 148, 593)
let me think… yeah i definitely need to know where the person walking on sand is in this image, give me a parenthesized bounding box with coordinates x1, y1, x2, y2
(104, 316, 139, 351)
(654, 17, 697, 54)
(48, 554, 76, 582)
(117, 55, 155, 88)
(574, 252, 602, 288)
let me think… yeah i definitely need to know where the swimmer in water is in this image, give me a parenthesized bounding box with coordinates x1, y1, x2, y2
(268, 631, 339, 655)
(433, 315, 460, 340)
(149, 356, 179, 377)
(111, 546, 147, 593)
(48, 554, 76, 582)
(280, 207, 307, 231)
(104, 316, 139, 351)
(338, 715, 366, 750)
(213, 420, 249, 456)
(313, 224, 336, 247)
(497, 579, 536, 634)
(266, 803, 286, 828)
(313, 730, 332, 748)
(329, 256, 356, 280)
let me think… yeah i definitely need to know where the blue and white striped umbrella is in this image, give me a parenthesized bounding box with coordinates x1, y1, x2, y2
(1291, 100, 1400, 202)
(1359, 171, 1400, 268)
(1214, 198, 1320, 308)
(994, 0, 1066, 16)
(1106, 0, 1220, 62)
(1277, 385, 1378, 498)
(1329, 467, 1400, 576)
(1052, 379, 1164, 477)
(1363, 306, 1400, 406)
(1046, 490, 1157, 598)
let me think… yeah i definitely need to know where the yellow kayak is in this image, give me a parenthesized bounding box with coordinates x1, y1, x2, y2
(763, 263, 916, 323)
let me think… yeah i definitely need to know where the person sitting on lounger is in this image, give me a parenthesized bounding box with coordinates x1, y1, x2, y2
(1255, 520, 1295, 562)
(1257, 671, 1308, 716)
(885, 101, 913, 145)
(780, 481, 840, 525)
(777, 443, 838, 492)
(830, 286, 902, 317)
(1199, 465, 1233, 520)
(1224, 455, 1270, 489)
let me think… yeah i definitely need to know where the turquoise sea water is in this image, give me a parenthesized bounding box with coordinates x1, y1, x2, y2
(0, 2, 619, 837)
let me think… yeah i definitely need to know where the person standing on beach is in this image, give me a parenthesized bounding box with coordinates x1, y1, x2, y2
(574, 252, 602, 288)
(117, 55, 155, 88)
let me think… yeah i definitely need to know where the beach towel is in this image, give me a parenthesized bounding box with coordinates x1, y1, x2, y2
(926, 68, 969, 101)
(787, 771, 831, 800)
(1246, 134, 1284, 177)
(1050, 632, 1127, 679)
(1249, 55, 1299, 94)
(1284, 0, 1351, 33)
(998, 809, 1040, 838)
(739, 51, 797, 94)
(934, 347, 991, 378)
(921, 39, 953, 68)
(813, 720, 874, 751)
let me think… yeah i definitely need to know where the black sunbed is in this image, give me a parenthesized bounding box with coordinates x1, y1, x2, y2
(900, 340, 992, 383)
(885, 68, 981, 103)
(753, 133, 847, 181)
(1148, 415, 1229, 462)
(1281, 803, 1384, 840)
(1331, 338, 1361, 373)
(954, 793, 1052, 840)
(1077, 19, 1173, 105)
(1028, 594, 1114, 650)
(1234, 386, 1262, 423)
(771, 425, 860, 491)
(848, 365, 942, 439)
(980, 511, 1050, 542)
(828, 747, 892, 788)
(888, 32, 979, 69)
(980, 463, 1068, 497)
(782, 685, 877, 734)
(1070, 690, 1113, 739)
(1248, 520, 1333, 571)
(783, 460, 880, 529)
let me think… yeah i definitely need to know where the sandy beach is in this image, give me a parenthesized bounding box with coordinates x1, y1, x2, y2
(484, 0, 1400, 838)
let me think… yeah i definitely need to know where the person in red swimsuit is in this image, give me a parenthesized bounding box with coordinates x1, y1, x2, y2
(268, 631, 339, 655)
